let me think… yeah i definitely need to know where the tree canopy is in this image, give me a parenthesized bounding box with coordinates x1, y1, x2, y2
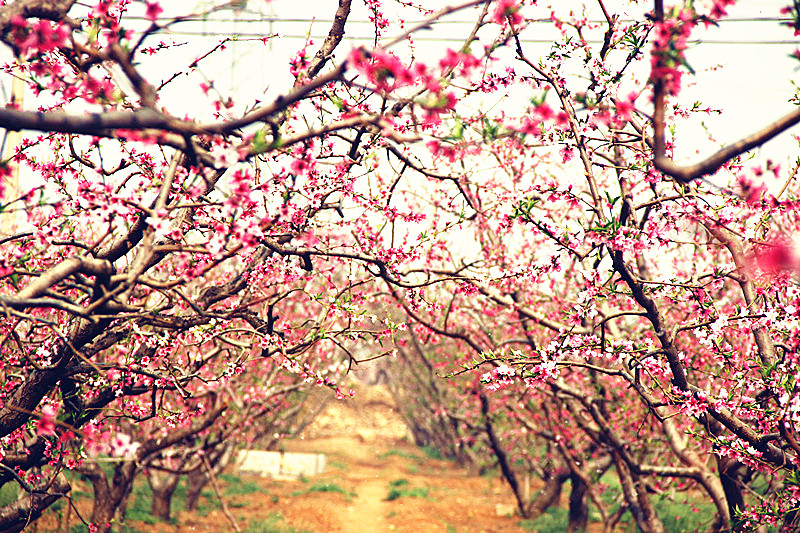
(1, 0, 800, 531)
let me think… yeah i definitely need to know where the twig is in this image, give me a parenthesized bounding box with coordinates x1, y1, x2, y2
(650, 0, 800, 182)
(201, 454, 241, 532)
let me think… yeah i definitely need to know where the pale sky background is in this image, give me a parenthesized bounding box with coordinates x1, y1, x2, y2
(143, 0, 800, 172)
(2, 0, 799, 186)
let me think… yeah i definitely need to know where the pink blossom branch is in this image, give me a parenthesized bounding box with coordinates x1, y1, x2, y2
(705, 224, 777, 367)
(512, 33, 602, 215)
(651, 0, 800, 182)
(15, 256, 112, 300)
(381, 0, 490, 50)
(298, 0, 351, 84)
(0, 107, 172, 136)
(107, 43, 157, 108)
(0, 0, 76, 38)
(654, 106, 800, 183)
(612, 245, 786, 467)
(201, 454, 241, 533)
(204, 66, 347, 134)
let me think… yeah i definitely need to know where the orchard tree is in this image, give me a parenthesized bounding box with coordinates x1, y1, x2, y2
(1, 0, 800, 532)
(378, 0, 800, 531)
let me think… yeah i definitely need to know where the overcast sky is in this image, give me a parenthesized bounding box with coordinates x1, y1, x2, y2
(2, 0, 798, 183)
(144, 0, 800, 167)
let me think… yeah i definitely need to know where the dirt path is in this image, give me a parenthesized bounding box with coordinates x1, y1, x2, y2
(273, 434, 528, 533)
(72, 384, 533, 533)
(339, 476, 394, 532)
(267, 383, 529, 533)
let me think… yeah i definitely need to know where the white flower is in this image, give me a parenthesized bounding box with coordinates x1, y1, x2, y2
(110, 433, 140, 460)
(210, 143, 241, 168)
(495, 365, 515, 379)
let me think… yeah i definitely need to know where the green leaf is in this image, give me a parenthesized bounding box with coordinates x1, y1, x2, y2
(251, 128, 271, 153)
(329, 94, 345, 112)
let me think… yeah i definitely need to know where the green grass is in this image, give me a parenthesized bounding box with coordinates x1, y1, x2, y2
(125, 476, 226, 522)
(244, 512, 313, 533)
(221, 477, 267, 496)
(653, 498, 717, 533)
(71, 488, 92, 499)
(420, 445, 445, 460)
(59, 471, 266, 531)
(384, 478, 431, 501)
(519, 506, 568, 533)
(124, 481, 160, 524)
(292, 481, 356, 500)
(518, 477, 721, 533)
(379, 449, 423, 462)
(0, 482, 19, 507)
(196, 496, 223, 517)
(70, 525, 144, 533)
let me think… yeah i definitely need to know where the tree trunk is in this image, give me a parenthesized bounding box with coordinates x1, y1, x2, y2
(717, 456, 745, 529)
(614, 453, 665, 533)
(80, 463, 114, 533)
(147, 471, 181, 521)
(0, 474, 71, 533)
(150, 487, 173, 522)
(79, 460, 137, 533)
(527, 471, 569, 520)
(184, 468, 207, 512)
(567, 471, 589, 533)
(480, 393, 528, 517)
(185, 443, 234, 511)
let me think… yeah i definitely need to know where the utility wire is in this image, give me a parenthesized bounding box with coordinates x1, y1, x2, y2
(120, 15, 796, 24)
(144, 32, 800, 45)
(114, 15, 800, 45)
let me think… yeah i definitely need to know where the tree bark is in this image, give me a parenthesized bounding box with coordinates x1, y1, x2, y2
(79, 460, 137, 533)
(717, 456, 745, 531)
(185, 443, 233, 511)
(147, 471, 181, 521)
(527, 470, 568, 520)
(567, 471, 589, 533)
(614, 452, 665, 533)
(0, 474, 71, 533)
(480, 393, 528, 517)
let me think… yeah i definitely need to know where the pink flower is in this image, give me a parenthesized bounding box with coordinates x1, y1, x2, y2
(493, 0, 522, 26)
(348, 47, 415, 92)
(439, 49, 481, 77)
(535, 102, 553, 121)
(710, 0, 735, 20)
(615, 92, 638, 123)
(110, 433, 140, 459)
(145, 2, 163, 22)
(36, 405, 57, 436)
(755, 240, 800, 274)
(210, 143, 241, 168)
(519, 116, 540, 135)
(15, 20, 70, 58)
(555, 111, 570, 128)
(737, 175, 767, 206)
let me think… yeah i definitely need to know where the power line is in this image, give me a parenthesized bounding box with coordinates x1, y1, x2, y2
(121, 15, 795, 24)
(113, 14, 800, 45)
(151, 31, 800, 45)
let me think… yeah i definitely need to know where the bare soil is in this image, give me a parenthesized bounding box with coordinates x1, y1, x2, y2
(39, 384, 533, 532)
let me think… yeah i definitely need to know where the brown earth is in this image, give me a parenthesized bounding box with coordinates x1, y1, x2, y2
(38, 384, 534, 533)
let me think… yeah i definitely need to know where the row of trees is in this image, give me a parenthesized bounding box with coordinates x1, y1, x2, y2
(1, 0, 799, 531)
